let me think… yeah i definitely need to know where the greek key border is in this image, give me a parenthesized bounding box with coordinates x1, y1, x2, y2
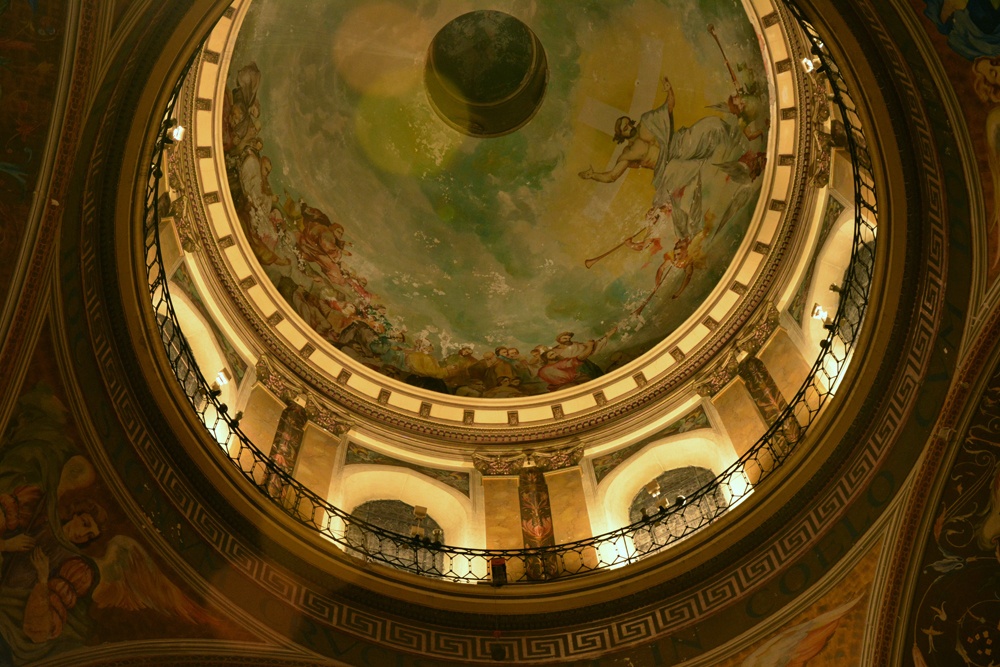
(67, 1, 946, 665)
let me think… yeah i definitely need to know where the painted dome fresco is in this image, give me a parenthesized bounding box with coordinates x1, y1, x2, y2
(222, 0, 772, 399)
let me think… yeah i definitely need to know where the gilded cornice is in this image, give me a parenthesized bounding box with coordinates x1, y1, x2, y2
(174, 15, 819, 445)
(472, 441, 584, 476)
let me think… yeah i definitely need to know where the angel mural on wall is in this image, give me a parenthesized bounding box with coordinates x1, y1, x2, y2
(739, 596, 862, 667)
(0, 385, 233, 666)
(972, 56, 1000, 275)
(579, 24, 768, 314)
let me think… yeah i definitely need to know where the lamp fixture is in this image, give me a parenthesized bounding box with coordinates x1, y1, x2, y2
(645, 480, 661, 498)
(216, 368, 232, 387)
(162, 118, 185, 144)
(410, 505, 428, 538)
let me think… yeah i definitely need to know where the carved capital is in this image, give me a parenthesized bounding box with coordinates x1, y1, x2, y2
(305, 396, 352, 436)
(735, 302, 781, 356)
(473, 441, 584, 476)
(694, 348, 740, 398)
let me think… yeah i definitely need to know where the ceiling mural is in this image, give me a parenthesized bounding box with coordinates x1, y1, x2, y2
(223, 0, 771, 397)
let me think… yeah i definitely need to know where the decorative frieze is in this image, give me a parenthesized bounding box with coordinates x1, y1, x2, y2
(473, 441, 584, 476)
(591, 407, 711, 483)
(345, 442, 470, 496)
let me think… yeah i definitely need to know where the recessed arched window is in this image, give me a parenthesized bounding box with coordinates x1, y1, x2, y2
(346, 499, 446, 574)
(628, 466, 725, 553)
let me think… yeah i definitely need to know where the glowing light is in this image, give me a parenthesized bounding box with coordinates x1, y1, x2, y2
(801, 57, 815, 73)
(215, 368, 232, 386)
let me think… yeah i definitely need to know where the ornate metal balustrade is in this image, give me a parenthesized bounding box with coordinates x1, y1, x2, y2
(143, 5, 877, 585)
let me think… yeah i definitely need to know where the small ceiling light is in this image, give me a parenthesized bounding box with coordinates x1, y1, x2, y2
(413, 505, 428, 520)
(645, 480, 661, 498)
(162, 119, 185, 145)
(801, 57, 816, 73)
(215, 368, 232, 387)
(675, 495, 687, 507)
(812, 303, 829, 321)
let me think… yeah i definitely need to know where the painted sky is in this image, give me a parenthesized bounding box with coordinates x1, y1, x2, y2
(227, 0, 770, 372)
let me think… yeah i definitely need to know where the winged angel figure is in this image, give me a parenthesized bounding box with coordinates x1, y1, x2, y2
(0, 386, 224, 665)
(739, 595, 862, 667)
(94, 535, 217, 621)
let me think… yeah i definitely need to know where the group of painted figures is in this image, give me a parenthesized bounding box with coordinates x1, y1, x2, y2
(0, 387, 225, 664)
(223, 29, 768, 397)
(223, 63, 623, 397)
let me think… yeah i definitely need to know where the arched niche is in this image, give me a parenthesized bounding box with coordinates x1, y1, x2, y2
(596, 433, 738, 533)
(338, 465, 477, 548)
(627, 466, 719, 521)
(347, 499, 447, 574)
(350, 499, 445, 539)
(803, 203, 856, 351)
(627, 466, 723, 554)
(167, 286, 237, 410)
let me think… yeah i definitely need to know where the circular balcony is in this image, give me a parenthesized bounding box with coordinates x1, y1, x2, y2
(141, 0, 877, 588)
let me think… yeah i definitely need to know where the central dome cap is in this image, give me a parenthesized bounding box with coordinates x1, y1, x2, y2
(425, 10, 548, 137)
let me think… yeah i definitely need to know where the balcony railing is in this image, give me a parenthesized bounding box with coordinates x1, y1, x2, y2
(143, 4, 876, 584)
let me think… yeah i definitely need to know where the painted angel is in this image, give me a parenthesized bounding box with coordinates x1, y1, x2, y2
(0, 401, 224, 664)
(11, 532, 225, 667)
(740, 595, 862, 667)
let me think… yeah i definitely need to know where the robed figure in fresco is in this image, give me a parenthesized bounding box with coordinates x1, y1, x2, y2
(0, 386, 230, 666)
(578, 75, 740, 209)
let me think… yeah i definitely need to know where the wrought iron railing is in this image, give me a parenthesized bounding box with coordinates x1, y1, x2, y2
(143, 5, 876, 584)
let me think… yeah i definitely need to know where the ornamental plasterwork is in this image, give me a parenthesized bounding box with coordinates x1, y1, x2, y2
(255, 356, 351, 435)
(473, 441, 584, 476)
(169, 0, 822, 444)
(735, 302, 782, 356)
(807, 70, 847, 188)
(694, 347, 742, 397)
